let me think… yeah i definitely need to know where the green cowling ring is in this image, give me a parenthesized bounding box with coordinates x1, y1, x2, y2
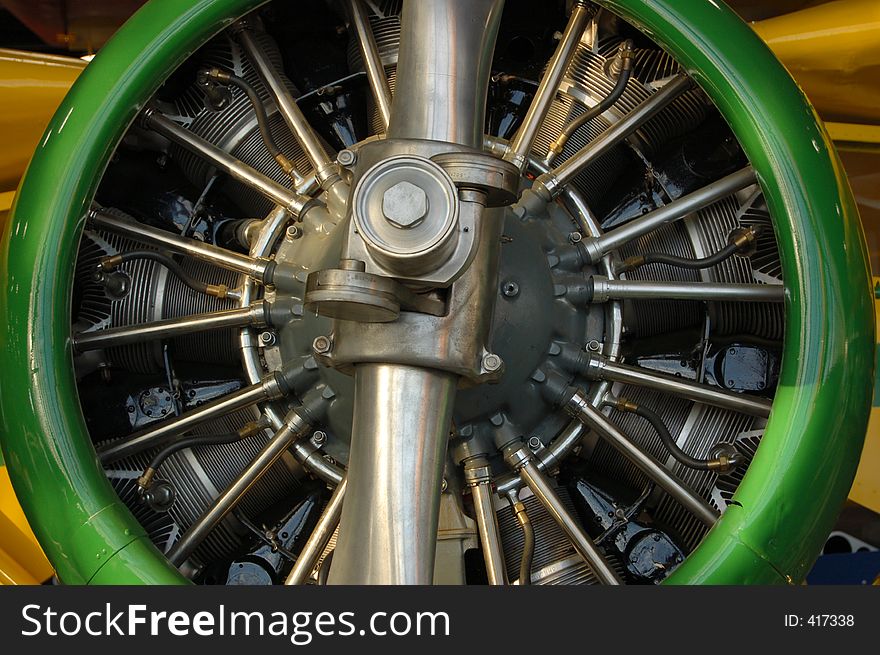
(0, 0, 872, 584)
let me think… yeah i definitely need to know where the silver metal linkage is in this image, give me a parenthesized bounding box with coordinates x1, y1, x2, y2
(580, 166, 758, 263)
(88, 208, 272, 283)
(143, 109, 313, 216)
(236, 23, 338, 187)
(284, 476, 347, 585)
(589, 277, 785, 304)
(564, 389, 720, 527)
(504, 442, 623, 585)
(582, 353, 773, 418)
(530, 73, 693, 200)
(346, 0, 393, 131)
(74, 302, 269, 352)
(167, 405, 314, 567)
(503, 0, 593, 172)
(464, 456, 507, 585)
(97, 370, 288, 463)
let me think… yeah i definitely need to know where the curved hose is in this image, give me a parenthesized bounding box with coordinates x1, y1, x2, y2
(617, 225, 761, 274)
(200, 68, 297, 176)
(509, 495, 534, 585)
(624, 242, 737, 272)
(606, 398, 736, 471)
(546, 41, 633, 161)
(137, 432, 243, 492)
(101, 250, 227, 298)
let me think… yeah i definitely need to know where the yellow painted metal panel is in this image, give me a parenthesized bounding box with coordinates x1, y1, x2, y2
(849, 288, 880, 513)
(0, 466, 52, 584)
(753, 0, 880, 125)
(0, 49, 84, 192)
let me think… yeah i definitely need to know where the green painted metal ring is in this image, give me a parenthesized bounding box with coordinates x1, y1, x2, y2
(0, 0, 873, 584)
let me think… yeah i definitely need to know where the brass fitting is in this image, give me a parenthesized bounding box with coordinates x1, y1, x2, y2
(205, 283, 229, 299)
(275, 153, 297, 177)
(728, 224, 763, 255)
(617, 254, 646, 273)
(99, 254, 124, 271)
(136, 467, 157, 492)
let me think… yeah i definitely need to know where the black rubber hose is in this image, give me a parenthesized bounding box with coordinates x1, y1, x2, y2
(549, 57, 633, 158)
(114, 250, 213, 296)
(145, 432, 242, 480)
(219, 73, 284, 162)
(630, 242, 739, 272)
(613, 401, 715, 470)
(618, 226, 761, 274)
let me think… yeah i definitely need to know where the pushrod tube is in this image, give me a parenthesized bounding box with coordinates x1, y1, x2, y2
(566, 390, 720, 527)
(73, 303, 267, 352)
(532, 74, 692, 199)
(284, 477, 346, 585)
(589, 277, 785, 303)
(88, 209, 270, 282)
(236, 25, 337, 186)
(505, 443, 622, 585)
(167, 406, 312, 566)
(504, 0, 592, 171)
(97, 373, 285, 463)
(584, 355, 773, 418)
(581, 166, 758, 263)
(346, 0, 393, 130)
(144, 109, 311, 215)
(465, 456, 507, 585)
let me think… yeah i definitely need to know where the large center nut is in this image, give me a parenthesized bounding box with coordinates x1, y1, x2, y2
(352, 155, 461, 277)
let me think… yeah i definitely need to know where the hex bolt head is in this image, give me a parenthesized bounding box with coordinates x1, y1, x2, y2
(482, 353, 503, 373)
(259, 331, 276, 347)
(382, 180, 428, 229)
(312, 335, 332, 355)
(337, 149, 357, 167)
(568, 231, 583, 244)
(312, 430, 327, 446)
(285, 225, 302, 241)
(501, 280, 520, 297)
(527, 436, 543, 451)
(586, 339, 601, 352)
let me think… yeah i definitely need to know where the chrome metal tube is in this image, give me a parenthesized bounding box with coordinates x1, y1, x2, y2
(532, 74, 692, 199)
(236, 26, 337, 185)
(97, 373, 284, 463)
(347, 0, 393, 130)
(328, 364, 457, 584)
(464, 457, 507, 585)
(590, 277, 785, 303)
(144, 110, 311, 215)
(74, 303, 266, 352)
(505, 444, 622, 585)
(566, 390, 720, 526)
(387, 0, 505, 148)
(285, 477, 346, 585)
(167, 406, 312, 566)
(585, 355, 773, 418)
(329, 0, 504, 585)
(89, 209, 271, 282)
(504, 1, 592, 171)
(582, 167, 758, 262)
